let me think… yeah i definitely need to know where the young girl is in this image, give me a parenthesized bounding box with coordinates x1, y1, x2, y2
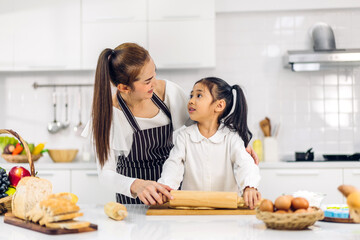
(158, 77, 261, 209)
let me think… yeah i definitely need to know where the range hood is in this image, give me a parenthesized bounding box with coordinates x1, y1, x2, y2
(286, 49, 360, 71)
(285, 23, 360, 71)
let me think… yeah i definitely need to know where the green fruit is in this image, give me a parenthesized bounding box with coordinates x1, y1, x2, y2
(5, 186, 16, 196)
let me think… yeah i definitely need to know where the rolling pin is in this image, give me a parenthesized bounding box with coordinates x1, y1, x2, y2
(168, 190, 248, 209)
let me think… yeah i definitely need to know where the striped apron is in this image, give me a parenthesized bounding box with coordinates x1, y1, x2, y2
(116, 92, 174, 204)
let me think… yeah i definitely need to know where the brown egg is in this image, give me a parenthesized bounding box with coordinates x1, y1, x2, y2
(259, 199, 274, 212)
(283, 195, 294, 201)
(275, 196, 292, 210)
(275, 210, 288, 214)
(294, 209, 307, 214)
(291, 197, 309, 210)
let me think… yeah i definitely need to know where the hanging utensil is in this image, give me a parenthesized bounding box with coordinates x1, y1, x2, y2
(74, 87, 85, 136)
(47, 88, 62, 134)
(61, 87, 70, 129)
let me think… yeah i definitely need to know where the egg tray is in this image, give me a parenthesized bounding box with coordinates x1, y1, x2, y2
(256, 207, 324, 230)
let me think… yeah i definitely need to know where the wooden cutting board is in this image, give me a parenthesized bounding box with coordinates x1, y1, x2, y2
(4, 213, 98, 235)
(321, 217, 355, 223)
(146, 203, 256, 216)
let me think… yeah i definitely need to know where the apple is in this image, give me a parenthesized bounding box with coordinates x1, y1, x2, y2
(8, 166, 31, 187)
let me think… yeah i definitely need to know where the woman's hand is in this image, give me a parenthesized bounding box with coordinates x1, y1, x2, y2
(246, 145, 259, 165)
(130, 179, 173, 205)
(243, 187, 261, 210)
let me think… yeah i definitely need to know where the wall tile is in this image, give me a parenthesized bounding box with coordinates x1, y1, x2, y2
(2, 8, 360, 161)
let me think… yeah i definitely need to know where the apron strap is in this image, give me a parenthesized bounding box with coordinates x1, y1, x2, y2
(117, 92, 172, 132)
(151, 93, 172, 121)
(116, 93, 141, 132)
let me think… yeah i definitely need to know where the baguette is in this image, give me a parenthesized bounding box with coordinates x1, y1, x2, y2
(45, 220, 90, 229)
(39, 212, 83, 226)
(104, 202, 127, 221)
(39, 198, 80, 216)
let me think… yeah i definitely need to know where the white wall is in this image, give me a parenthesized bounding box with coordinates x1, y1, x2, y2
(0, 8, 359, 161)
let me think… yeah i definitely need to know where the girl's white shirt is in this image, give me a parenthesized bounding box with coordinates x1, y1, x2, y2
(158, 124, 261, 195)
(82, 80, 189, 198)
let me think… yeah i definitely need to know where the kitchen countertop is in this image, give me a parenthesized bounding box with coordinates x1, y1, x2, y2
(0, 204, 359, 240)
(1, 157, 360, 170)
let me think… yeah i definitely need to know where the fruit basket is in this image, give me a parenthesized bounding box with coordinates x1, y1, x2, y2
(0, 129, 36, 215)
(1, 153, 42, 163)
(256, 207, 324, 230)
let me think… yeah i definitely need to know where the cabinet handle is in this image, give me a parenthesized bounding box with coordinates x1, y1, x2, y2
(162, 15, 201, 20)
(276, 170, 319, 176)
(86, 173, 98, 177)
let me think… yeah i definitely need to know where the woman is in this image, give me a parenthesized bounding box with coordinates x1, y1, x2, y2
(82, 43, 259, 205)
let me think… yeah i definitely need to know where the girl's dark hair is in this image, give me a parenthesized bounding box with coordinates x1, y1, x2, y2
(195, 77, 252, 147)
(92, 43, 150, 167)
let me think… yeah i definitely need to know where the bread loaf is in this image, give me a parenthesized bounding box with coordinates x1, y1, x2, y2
(104, 202, 127, 221)
(12, 177, 52, 220)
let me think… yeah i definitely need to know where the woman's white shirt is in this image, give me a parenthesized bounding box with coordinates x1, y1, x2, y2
(82, 80, 189, 198)
(158, 124, 261, 195)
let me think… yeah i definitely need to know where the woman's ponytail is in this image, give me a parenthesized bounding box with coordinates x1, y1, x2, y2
(223, 85, 252, 147)
(92, 48, 114, 167)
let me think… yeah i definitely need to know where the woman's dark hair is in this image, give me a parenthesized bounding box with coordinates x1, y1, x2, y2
(92, 43, 150, 167)
(195, 77, 252, 147)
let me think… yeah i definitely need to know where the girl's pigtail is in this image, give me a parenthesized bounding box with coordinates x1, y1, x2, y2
(223, 85, 252, 147)
(92, 48, 114, 167)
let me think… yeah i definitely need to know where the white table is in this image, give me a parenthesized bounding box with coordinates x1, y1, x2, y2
(1, 204, 359, 240)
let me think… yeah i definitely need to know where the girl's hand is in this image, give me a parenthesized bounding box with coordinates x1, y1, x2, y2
(243, 187, 261, 209)
(131, 179, 173, 205)
(246, 145, 259, 165)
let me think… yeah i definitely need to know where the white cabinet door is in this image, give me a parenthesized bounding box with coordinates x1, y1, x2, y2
(148, 0, 214, 20)
(71, 170, 114, 204)
(82, 0, 146, 22)
(36, 170, 71, 193)
(343, 169, 360, 190)
(148, 20, 215, 69)
(0, 0, 14, 70)
(82, 22, 147, 69)
(12, 0, 81, 70)
(259, 169, 343, 204)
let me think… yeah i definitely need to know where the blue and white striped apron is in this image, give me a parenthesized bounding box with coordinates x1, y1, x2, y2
(116, 92, 174, 204)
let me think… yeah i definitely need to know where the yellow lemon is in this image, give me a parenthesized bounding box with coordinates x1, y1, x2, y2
(5, 186, 16, 196)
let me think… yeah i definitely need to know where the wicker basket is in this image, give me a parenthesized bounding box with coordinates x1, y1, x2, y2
(0, 129, 36, 215)
(256, 207, 324, 230)
(1, 153, 42, 163)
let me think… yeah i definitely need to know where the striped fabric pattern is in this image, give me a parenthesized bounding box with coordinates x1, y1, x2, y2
(116, 92, 174, 204)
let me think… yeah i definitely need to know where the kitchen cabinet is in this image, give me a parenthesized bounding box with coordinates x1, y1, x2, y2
(12, 0, 81, 70)
(259, 168, 344, 204)
(148, 0, 215, 69)
(0, 0, 14, 70)
(343, 169, 360, 190)
(36, 170, 71, 193)
(81, 0, 147, 69)
(71, 170, 114, 204)
(215, 0, 360, 12)
(148, 0, 214, 20)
